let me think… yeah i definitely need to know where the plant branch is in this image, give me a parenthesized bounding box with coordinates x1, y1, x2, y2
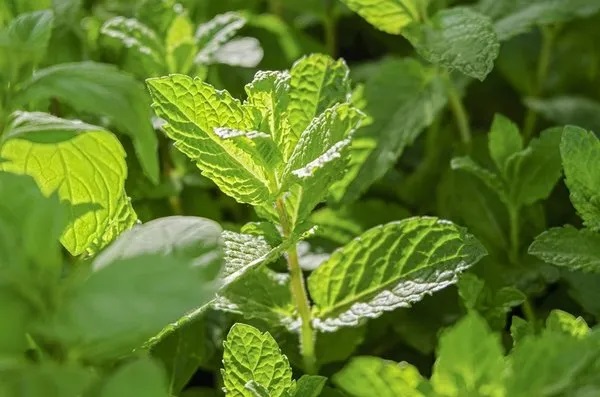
(508, 204, 520, 265)
(446, 77, 472, 151)
(275, 199, 316, 374)
(269, 0, 284, 18)
(523, 26, 556, 140)
(323, 0, 337, 57)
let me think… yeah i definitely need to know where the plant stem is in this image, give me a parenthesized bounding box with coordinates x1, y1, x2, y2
(522, 27, 556, 140)
(323, 0, 337, 57)
(269, 0, 284, 18)
(508, 204, 520, 265)
(522, 297, 537, 328)
(275, 199, 316, 374)
(446, 78, 472, 151)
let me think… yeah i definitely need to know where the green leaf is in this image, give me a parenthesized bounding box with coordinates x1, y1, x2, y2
(0, 10, 54, 77)
(100, 16, 165, 76)
(488, 114, 523, 175)
(213, 268, 297, 331)
(288, 54, 351, 139)
(100, 357, 169, 397)
(283, 103, 363, 225)
(93, 216, 222, 272)
(524, 96, 600, 135)
(560, 126, 600, 230)
(221, 323, 294, 397)
(505, 127, 563, 207)
(338, 0, 421, 34)
(546, 310, 589, 338)
(165, 13, 195, 73)
(0, 363, 95, 397)
(529, 226, 600, 273)
(404, 7, 500, 80)
(431, 313, 505, 396)
(333, 356, 428, 397)
(50, 254, 220, 361)
(195, 12, 246, 65)
(13, 62, 159, 183)
(212, 37, 263, 68)
(294, 375, 327, 397)
(308, 217, 487, 331)
(450, 156, 506, 202)
(146, 74, 277, 206)
(335, 58, 447, 203)
(492, 0, 600, 41)
(0, 112, 136, 255)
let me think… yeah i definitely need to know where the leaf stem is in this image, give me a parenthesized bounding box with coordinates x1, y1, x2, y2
(269, 0, 284, 18)
(446, 78, 472, 151)
(275, 198, 317, 374)
(508, 204, 520, 265)
(324, 0, 337, 57)
(522, 26, 556, 140)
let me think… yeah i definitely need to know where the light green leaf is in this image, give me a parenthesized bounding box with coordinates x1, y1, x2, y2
(546, 310, 589, 338)
(0, 363, 95, 397)
(288, 54, 351, 139)
(333, 356, 428, 397)
(308, 217, 487, 331)
(488, 113, 523, 175)
(50, 254, 220, 361)
(294, 375, 327, 397)
(222, 323, 294, 397)
(13, 62, 159, 183)
(431, 313, 505, 396)
(100, 16, 165, 75)
(100, 357, 169, 397)
(213, 37, 263, 68)
(505, 127, 563, 207)
(335, 58, 447, 203)
(165, 13, 196, 73)
(560, 126, 600, 230)
(245, 381, 271, 397)
(213, 268, 297, 331)
(195, 12, 246, 64)
(146, 74, 278, 206)
(405, 7, 499, 80)
(492, 0, 600, 41)
(524, 96, 600, 135)
(0, 112, 136, 255)
(529, 226, 600, 273)
(338, 0, 421, 34)
(93, 216, 222, 272)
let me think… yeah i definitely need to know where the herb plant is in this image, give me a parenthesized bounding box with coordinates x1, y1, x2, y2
(2, 0, 600, 396)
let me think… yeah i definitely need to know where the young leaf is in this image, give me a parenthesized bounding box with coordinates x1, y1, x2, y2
(524, 96, 600, 135)
(50, 254, 221, 361)
(100, 357, 169, 397)
(288, 54, 351, 139)
(146, 74, 277, 206)
(337, 0, 421, 34)
(450, 156, 507, 203)
(0, 112, 136, 255)
(335, 58, 447, 204)
(12, 62, 159, 182)
(404, 7, 500, 80)
(333, 356, 428, 397)
(195, 12, 246, 65)
(308, 217, 487, 331)
(294, 375, 327, 397)
(560, 126, 600, 230)
(488, 113, 523, 175)
(221, 323, 294, 397)
(431, 313, 505, 396)
(546, 310, 589, 338)
(529, 226, 600, 273)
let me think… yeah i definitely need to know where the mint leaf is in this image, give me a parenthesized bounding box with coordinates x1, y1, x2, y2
(294, 375, 327, 397)
(13, 62, 159, 182)
(0, 112, 136, 255)
(308, 217, 487, 331)
(288, 54, 351, 139)
(524, 96, 600, 135)
(338, 0, 421, 34)
(451, 156, 506, 202)
(488, 113, 523, 175)
(529, 226, 600, 272)
(405, 7, 500, 80)
(146, 74, 277, 206)
(195, 12, 246, 65)
(100, 357, 169, 397)
(431, 313, 505, 396)
(336, 58, 447, 203)
(333, 356, 428, 397)
(50, 254, 221, 361)
(546, 310, 589, 338)
(221, 323, 294, 397)
(560, 126, 600, 230)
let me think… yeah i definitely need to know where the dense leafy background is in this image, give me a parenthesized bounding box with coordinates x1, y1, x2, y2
(2, 0, 600, 396)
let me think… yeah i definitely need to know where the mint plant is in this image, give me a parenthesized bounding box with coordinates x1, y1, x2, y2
(147, 53, 487, 374)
